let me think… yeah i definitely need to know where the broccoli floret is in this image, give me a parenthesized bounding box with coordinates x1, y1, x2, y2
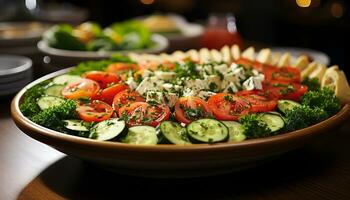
(301, 87, 341, 116)
(302, 77, 320, 91)
(284, 105, 328, 132)
(31, 99, 78, 133)
(20, 82, 49, 117)
(239, 114, 272, 139)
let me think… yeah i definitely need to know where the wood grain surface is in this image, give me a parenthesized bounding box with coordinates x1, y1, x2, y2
(2, 94, 350, 200)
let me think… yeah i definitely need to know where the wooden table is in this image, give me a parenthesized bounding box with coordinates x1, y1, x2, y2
(1, 95, 350, 200)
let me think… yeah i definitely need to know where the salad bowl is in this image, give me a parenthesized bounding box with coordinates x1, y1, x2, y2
(11, 67, 350, 177)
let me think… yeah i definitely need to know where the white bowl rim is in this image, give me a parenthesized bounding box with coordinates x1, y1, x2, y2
(0, 55, 32, 76)
(37, 34, 169, 58)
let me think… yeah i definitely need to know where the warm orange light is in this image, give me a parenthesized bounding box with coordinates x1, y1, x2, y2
(331, 2, 344, 18)
(140, 0, 154, 5)
(296, 0, 311, 7)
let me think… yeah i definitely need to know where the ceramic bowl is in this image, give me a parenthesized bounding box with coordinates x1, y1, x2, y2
(11, 68, 350, 177)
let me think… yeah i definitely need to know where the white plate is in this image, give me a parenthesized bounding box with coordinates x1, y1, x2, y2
(0, 22, 51, 46)
(136, 14, 204, 40)
(37, 34, 168, 59)
(270, 47, 330, 66)
(0, 55, 32, 77)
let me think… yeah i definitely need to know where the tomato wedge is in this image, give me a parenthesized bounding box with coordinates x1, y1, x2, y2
(93, 84, 129, 105)
(118, 102, 170, 127)
(62, 78, 100, 99)
(264, 66, 301, 83)
(112, 90, 145, 112)
(235, 58, 274, 72)
(76, 100, 113, 122)
(174, 96, 211, 124)
(106, 63, 138, 74)
(83, 71, 120, 89)
(236, 90, 277, 113)
(207, 93, 251, 121)
(264, 81, 308, 101)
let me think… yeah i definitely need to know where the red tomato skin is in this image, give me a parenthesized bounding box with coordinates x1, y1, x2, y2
(207, 93, 251, 121)
(83, 71, 120, 89)
(62, 79, 100, 99)
(76, 100, 113, 122)
(236, 90, 277, 113)
(106, 63, 138, 74)
(264, 67, 301, 83)
(119, 102, 170, 127)
(112, 90, 145, 112)
(263, 81, 308, 101)
(93, 84, 129, 105)
(174, 97, 211, 124)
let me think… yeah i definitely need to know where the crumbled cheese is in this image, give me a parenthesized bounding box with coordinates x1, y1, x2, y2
(232, 66, 246, 81)
(204, 75, 221, 90)
(142, 69, 154, 78)
(214, 63, 229, 74)
(183, 88, 195, 97)
(242, 74, 265, 90)
(126, 77, 138, 90)
(146, 91, 164, 104)
(154, 71, 176, 80)
(185, 79, 206, 93)
(136, 77, 163, 95)
(221, 72, 239, 90)
(223, 82, 239, 93)
(197, 90, 216, 100)
(164, 92, 179, 107)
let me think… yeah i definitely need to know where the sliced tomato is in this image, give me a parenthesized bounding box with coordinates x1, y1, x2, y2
(112, 90, 145, 112)
(264, 80, 308, 101)
(118, 102, 170, 127)
(83, 71, 120, 89)
(264, 66, 301, 83)
(76, 100, 113, 122)
(235, 58, 275, 72)
(62, 78, 100, 99)
(93, 84, 129, 105)
(174, 96, 211, 124)
(160, 61, 175, 70)
(106, 63, 138, 75)
(207, 93, 251, 121)
(137, 61, 159, 71)
(236, 90, 277, 113)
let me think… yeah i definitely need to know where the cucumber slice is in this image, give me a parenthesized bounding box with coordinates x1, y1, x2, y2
(278, 100, 301, 114)
(37, 96, 65, 110)
(259, 113, 285, 132)
(160, 121, 191, 145)
(122, 126, 158, 145)
(63, 119, 89, 132)
(45, 84, 64, 97)
(221, 121, 246, 142)
(187, 119, 229, 143)
(52, 74, 82, 85)
(90, 118, 126, 141)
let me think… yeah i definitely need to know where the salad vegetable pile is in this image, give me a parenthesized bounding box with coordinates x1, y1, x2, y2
(20, 46, 347, 145)
(43, 21, 154, 51)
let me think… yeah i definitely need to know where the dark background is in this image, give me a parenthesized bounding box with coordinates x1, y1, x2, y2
(65, 0, 348, 69)
(2, 0, 349, 72)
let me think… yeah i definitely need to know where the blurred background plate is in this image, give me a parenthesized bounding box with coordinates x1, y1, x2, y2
(0, 22, 51, 47)
(270, 47, 330, 66)
(136, 14, 204, 51)
(37, 34, 168, 68)
(0, 55, 32, 96)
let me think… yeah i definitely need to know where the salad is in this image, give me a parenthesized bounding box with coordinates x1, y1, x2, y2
(20, 45, 349, 145)
(43, 21, 154, 52)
